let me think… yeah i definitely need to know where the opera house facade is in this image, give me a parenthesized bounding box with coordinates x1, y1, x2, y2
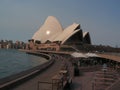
(32, 16, 91, 45)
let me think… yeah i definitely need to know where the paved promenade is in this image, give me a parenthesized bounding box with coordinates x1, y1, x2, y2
(11, 53, 120, 90)
(12, 59, 63, 90)
(72, 72, 95, 90)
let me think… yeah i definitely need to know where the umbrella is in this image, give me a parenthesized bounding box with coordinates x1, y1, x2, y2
(71, 52, 88, 58)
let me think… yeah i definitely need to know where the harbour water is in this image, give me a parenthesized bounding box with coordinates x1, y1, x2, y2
(0, 49, 48, 79)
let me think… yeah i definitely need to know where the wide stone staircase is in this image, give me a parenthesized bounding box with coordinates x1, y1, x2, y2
(92, 69, 120, 90)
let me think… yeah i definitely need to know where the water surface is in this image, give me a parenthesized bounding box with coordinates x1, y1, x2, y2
(0, 49, 48, 79)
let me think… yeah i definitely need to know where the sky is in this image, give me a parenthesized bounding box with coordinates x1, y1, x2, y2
(0, 0, 120, 47)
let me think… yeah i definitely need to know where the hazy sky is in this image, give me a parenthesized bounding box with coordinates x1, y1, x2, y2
(0, 0, 120, 47)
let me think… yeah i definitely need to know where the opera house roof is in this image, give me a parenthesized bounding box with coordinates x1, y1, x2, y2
(32, 16, 91, 45)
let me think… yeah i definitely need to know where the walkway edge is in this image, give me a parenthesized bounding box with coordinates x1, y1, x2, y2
(0, 51, 54, 90)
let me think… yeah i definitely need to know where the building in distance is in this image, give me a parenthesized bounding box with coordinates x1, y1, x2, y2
(28, 16, 91, 51)
(32, 16, 91, 45)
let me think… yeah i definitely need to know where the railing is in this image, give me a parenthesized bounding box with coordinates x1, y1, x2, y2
(37, 60, 73, 90)
(106, 78, 120, 90)
(38, 81, 52, 90)
(92, 69, 119, 90)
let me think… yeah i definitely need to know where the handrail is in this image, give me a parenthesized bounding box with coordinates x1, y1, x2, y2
(106, 78, 120, 90)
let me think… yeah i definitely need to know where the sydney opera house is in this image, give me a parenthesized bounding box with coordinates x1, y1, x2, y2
(32, 16, 91, 45)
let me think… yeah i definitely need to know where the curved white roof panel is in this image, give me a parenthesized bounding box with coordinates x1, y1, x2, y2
(62, 29, 80, 44)
(83, 32, 91, 44)
(83, 32, 89, 38)
(54, 23, 80, 41)
(32, 16, 63, 43)
(32, 16, 91, 45)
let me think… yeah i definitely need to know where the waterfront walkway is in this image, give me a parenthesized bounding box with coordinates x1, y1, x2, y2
(11, 52, 120, 90)
(12, 59, 63, 90)
(72, 72, 95, 90)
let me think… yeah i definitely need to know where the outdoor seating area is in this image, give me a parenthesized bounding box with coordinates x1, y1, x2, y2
(36, 52, 120, 90)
